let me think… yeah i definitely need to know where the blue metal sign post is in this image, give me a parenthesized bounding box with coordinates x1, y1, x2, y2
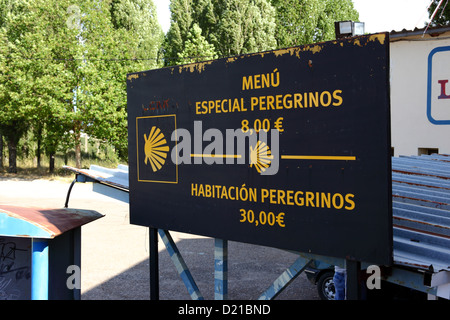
(31, 239, 49, 300)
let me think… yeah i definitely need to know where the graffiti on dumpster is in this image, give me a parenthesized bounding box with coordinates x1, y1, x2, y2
(0, 237, 31, 300)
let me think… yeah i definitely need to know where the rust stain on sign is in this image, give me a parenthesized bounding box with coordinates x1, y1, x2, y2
(272, 33, 387, 59)
(177, 60, 214, 74)
(165, 33, 388, 72)
(127, 73, 139, 82)
(369, 33, 386, 45)
(353, 33, 386, 47)
(273, 44, 324, 59)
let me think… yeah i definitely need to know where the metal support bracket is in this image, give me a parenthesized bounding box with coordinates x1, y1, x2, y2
(214, 239, 228, 300)
(64, 174, 97, 208)
(158, 229, 204, 300)
(346, 259, 361, 300)
(64, 179, 77, 208)
(258, 256, 313, 300)
(154, 231, 317, 300)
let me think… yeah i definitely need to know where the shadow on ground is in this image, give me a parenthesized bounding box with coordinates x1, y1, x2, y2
(81, 236, 320, 300)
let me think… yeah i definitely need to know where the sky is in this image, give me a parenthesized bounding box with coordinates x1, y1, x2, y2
(154, 0, 434, 34)
(352, 0, 432, 33)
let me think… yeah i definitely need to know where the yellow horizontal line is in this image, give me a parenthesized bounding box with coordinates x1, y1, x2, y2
(190, 154, 242, 159)
(281, 155, 356, 161)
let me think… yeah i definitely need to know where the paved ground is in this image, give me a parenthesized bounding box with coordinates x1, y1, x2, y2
(0, 176, 320, 300)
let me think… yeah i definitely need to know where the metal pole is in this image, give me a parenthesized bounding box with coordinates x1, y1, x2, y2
(149, 227, 159, 300)
(159, 230, 203, 300)
(258, 257, 313, 300)
(214, 238, 228, 300)
(31, 239, 49, 300)
(345, 259, 361, 300)
(73, 228, 82, 300)
(64, 178, 77, 208)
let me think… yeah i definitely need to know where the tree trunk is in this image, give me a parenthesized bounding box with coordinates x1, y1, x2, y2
(36, 124, 42, 168)
(2, 121, 27, 174)
(0, 134, 3, 169)
(49, 152, 55, 173)
(75, 132, 82, 169)
(75, 143, 81, 168)
(7, 137, 18, 174)
(73, 120, 82, 169)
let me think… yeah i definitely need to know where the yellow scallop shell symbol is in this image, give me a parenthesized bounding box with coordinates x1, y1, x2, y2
(249, 141, 274, 173)
(144, 126, 170, 172)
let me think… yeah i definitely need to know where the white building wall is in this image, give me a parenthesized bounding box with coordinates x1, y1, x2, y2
(390, 33, 450, 156)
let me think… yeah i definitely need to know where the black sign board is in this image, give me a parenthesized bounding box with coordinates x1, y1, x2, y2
(127, 33, 392, 265)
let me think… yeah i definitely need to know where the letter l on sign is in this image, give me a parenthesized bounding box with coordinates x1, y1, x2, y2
(438, 80, 450, 99)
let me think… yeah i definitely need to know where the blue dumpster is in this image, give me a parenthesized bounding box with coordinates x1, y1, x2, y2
(0, 205, 103, 300)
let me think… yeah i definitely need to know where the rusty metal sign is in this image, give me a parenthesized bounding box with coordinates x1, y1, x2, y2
(127, 33, 393, 265)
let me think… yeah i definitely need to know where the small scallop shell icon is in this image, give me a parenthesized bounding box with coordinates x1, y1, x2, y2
(144, 126, 170, 172)
(250, 141, 274, 173)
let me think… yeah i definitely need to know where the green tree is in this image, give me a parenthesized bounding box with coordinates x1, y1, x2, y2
(0, 0, 163, 172)
(29, 0, 81, 171)
(176, 23, 217, 64)
(0, 0, 41, 173)
(68, 0, 163, 167)
(72, 1, 128, 168)
(212, 0, 277, 56)
(164, 0, 195, 64)
(164, 0, 277, 65)
(108, 0, 164, 161)
(110, 0, 164, 70)
(271, 0, 359, 48)
(428, 0, 450, 26)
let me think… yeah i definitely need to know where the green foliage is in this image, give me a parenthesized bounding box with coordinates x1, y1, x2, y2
(212, 0, 277, 56)
(428, 0, 450, 26)
(0, 0, 362, 175)
(110, 0, 164, 70)
(0, 0, 163, 172)
(271, 0, 359, 48)
(164, 0, 359, 66)
(176, 23, 217, 64)
(0, 0, 51, 172)
(164, 0, 277, 65)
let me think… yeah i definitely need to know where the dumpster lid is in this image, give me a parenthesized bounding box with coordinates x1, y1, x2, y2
(0, 205, 104, 239)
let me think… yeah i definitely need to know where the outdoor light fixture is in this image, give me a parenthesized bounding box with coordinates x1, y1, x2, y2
(334, 21, 365, 39)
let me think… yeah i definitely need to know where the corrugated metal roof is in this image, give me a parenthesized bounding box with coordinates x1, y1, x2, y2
(0, 205, 104, 239)
(392, 154, 450, 272)
(389, 25, 450, 39)
(65, 154, 450, 272)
